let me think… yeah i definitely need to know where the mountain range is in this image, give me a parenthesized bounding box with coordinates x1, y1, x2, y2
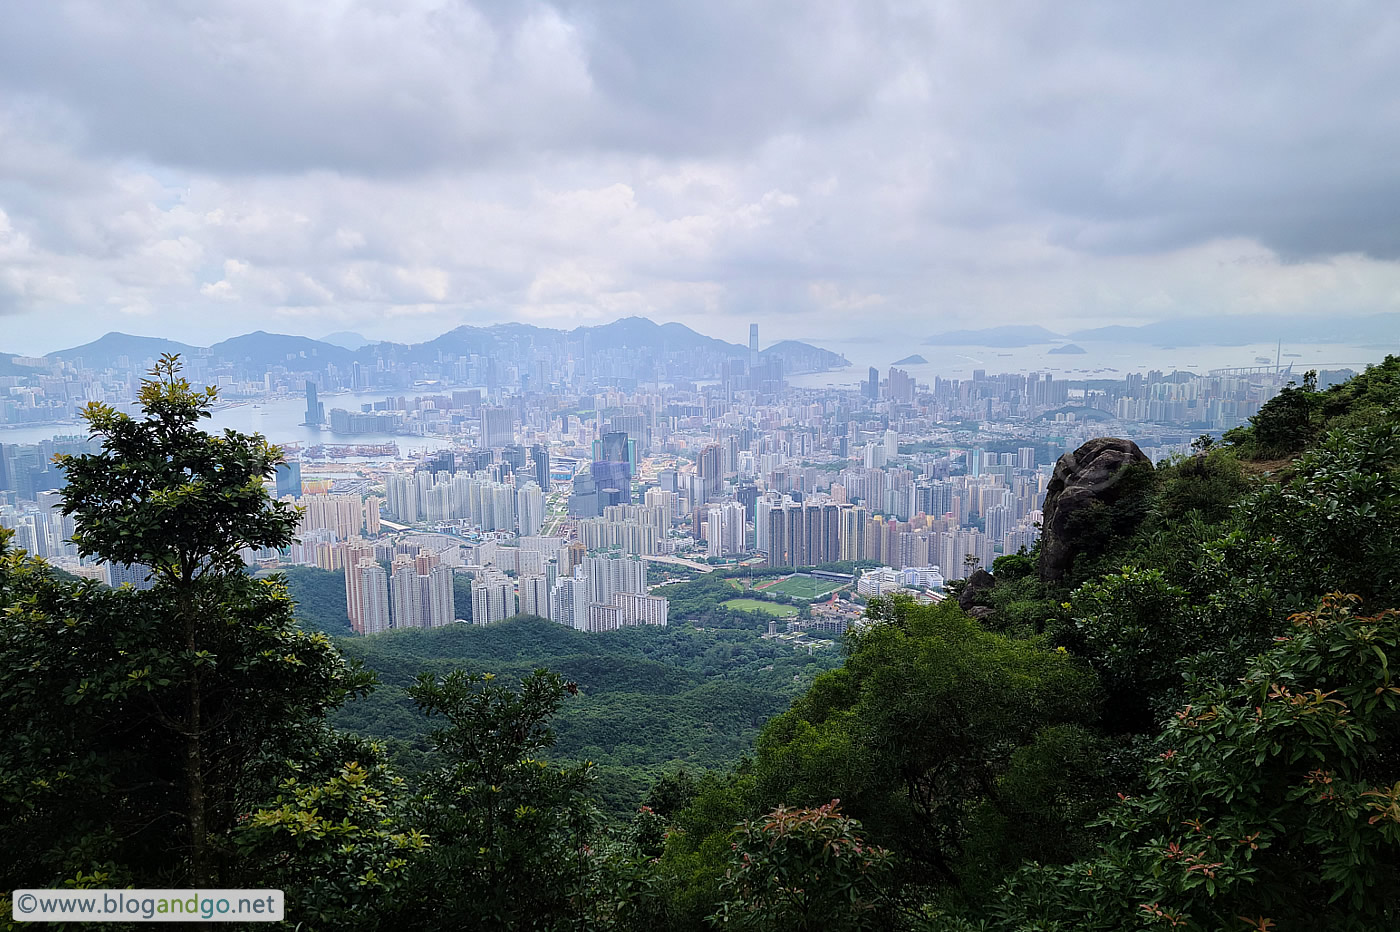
(14, 317, 849, 376)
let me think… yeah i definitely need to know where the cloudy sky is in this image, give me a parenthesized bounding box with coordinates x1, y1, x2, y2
(1, 0, 1398, 353)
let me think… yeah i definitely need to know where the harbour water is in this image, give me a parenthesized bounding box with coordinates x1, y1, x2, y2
(0, 390, 453, 452)
(785, 339, 1395, 390)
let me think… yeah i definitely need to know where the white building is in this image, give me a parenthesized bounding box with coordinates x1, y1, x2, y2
(471, 572, 514, 625)
(549, 574, 590, 629)
(516, 482, 545, 537)
(519, 573, 549, 618)
(359, 564, 391, 635)
(857, 566, 904, 597)
(614, 591, 669, 627)
(584, 551, 647, 607)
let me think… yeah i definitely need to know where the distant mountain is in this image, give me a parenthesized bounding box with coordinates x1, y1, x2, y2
(1068, 313, 1400, 346)
(761, 340, 850, 373)
(45, 332, 198, 368)
(572, 316, 744, 354)
(892, 354, 928, 365)
(1048, 343, 1087, 355)
(210, 331, 355, 368)
(30, 316, 852, 380)
(320, 331, 371, 350)
(925, 325, 1064, 347)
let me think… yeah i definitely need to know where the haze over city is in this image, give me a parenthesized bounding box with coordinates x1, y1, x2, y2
(2, 1, 1400, 354)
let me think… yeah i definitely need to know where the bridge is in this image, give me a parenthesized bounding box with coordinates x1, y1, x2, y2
(1206, 362, 1367, 378)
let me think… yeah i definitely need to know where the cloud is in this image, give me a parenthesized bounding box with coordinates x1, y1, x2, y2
(0, 0, 1398, 353)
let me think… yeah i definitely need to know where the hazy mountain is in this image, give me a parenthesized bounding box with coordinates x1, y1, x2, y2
(209, 331, 355, 368)
(571, 316, 744, 354)
(1047, 343, 1087, 354)
(925, 325, 1064, 347)
(893, 354, 928, 365)
(761, 339, 850, 373)
(1068, 313, 1400, 346)
(319, 331, 371, 350)
(45, 332, 198, 368)
(32, 316, 850, 379)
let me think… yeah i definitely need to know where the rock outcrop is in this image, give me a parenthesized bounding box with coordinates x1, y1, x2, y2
(958, 568, 996, 611)
(1039, 438, 1153, 582)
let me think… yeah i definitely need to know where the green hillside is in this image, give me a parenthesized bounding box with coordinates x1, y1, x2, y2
(332, 617, 839, 815)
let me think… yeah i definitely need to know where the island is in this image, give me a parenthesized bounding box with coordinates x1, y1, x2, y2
(1048, 343, 1087, 355)
(892, 354, 927, 365)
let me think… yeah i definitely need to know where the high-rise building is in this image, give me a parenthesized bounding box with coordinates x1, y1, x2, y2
(341, 540, 376, 633)
(698, 443, 722, 503)
(105, 562, 157, 591)
(516, 482, 544, 537)
(519, 574, 549, 618)
(304, 381, 324, 427)
(471, 572, 514, 624)
(481, 406, 514, 449)
(867, 366, 880, 400)
(568, 471, 602, 518)
(584, 551, 647, 607)
(274, 460, 302, 498)
(614, 591, 669, 627)
(590, 460, 631, 507)
(358, 564, 391, 635)
(427, 564, 455, 627)
(586, 602, 625, 633)
(531, 443, 551, 490)
(749, 323, 760, 368)
(549, 574, 589, 629)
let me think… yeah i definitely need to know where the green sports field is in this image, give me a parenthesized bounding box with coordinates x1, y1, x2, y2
(763, 574, 847, 600)
(722, 598, 798, 617)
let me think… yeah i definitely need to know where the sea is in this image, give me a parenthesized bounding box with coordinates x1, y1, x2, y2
(784, 338, 1396, 390)
(0, 390, 453, 452)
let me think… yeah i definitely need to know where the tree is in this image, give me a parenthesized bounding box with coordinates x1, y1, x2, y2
(749, 597, 1103, 896)
(235, 741, 428, 931)
(967, 594, 1400, 932)
(0, 354, 372, 889)
(711, 801, 895, 932)
(403, 669, 597, 930)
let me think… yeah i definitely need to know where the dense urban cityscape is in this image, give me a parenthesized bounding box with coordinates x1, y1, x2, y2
(0, 315, 1336, 639)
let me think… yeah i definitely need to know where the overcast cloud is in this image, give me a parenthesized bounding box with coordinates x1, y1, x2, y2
(1, 0, 1398, 353)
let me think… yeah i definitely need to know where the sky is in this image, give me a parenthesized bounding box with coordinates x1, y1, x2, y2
(1, 0, 1399, 354)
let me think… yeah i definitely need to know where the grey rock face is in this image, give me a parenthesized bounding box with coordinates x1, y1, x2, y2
(1039, 438, 1152, 582)
(958, 568, 996, 611)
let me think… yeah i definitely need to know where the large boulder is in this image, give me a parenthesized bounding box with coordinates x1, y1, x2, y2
(1039, 438, 1153, 582)
(958, 568, 996, 611)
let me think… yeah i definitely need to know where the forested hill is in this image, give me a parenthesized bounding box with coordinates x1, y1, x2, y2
(333, 616, 839, 816)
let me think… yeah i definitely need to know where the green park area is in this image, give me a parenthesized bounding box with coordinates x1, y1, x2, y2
(722, 597, 798, 617)
(757, 574, 847, 600)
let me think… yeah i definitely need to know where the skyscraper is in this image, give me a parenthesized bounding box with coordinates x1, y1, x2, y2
(516, 482, 544, 536)
(519, 574, 549, 618)
(531, 443, 551, 490)
(749, 323, 759, 368)
(698, 443, 722, 503)
(867, 367, 880, 400)
(274, 460, 302, 498)
(358, 564, 391, 635)
(304, 381, 324, 426)
(482, 406, 514, 449)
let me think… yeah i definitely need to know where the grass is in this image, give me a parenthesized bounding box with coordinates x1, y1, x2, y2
(764, 574, 846, 600)
(722, 598, 798, 617)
